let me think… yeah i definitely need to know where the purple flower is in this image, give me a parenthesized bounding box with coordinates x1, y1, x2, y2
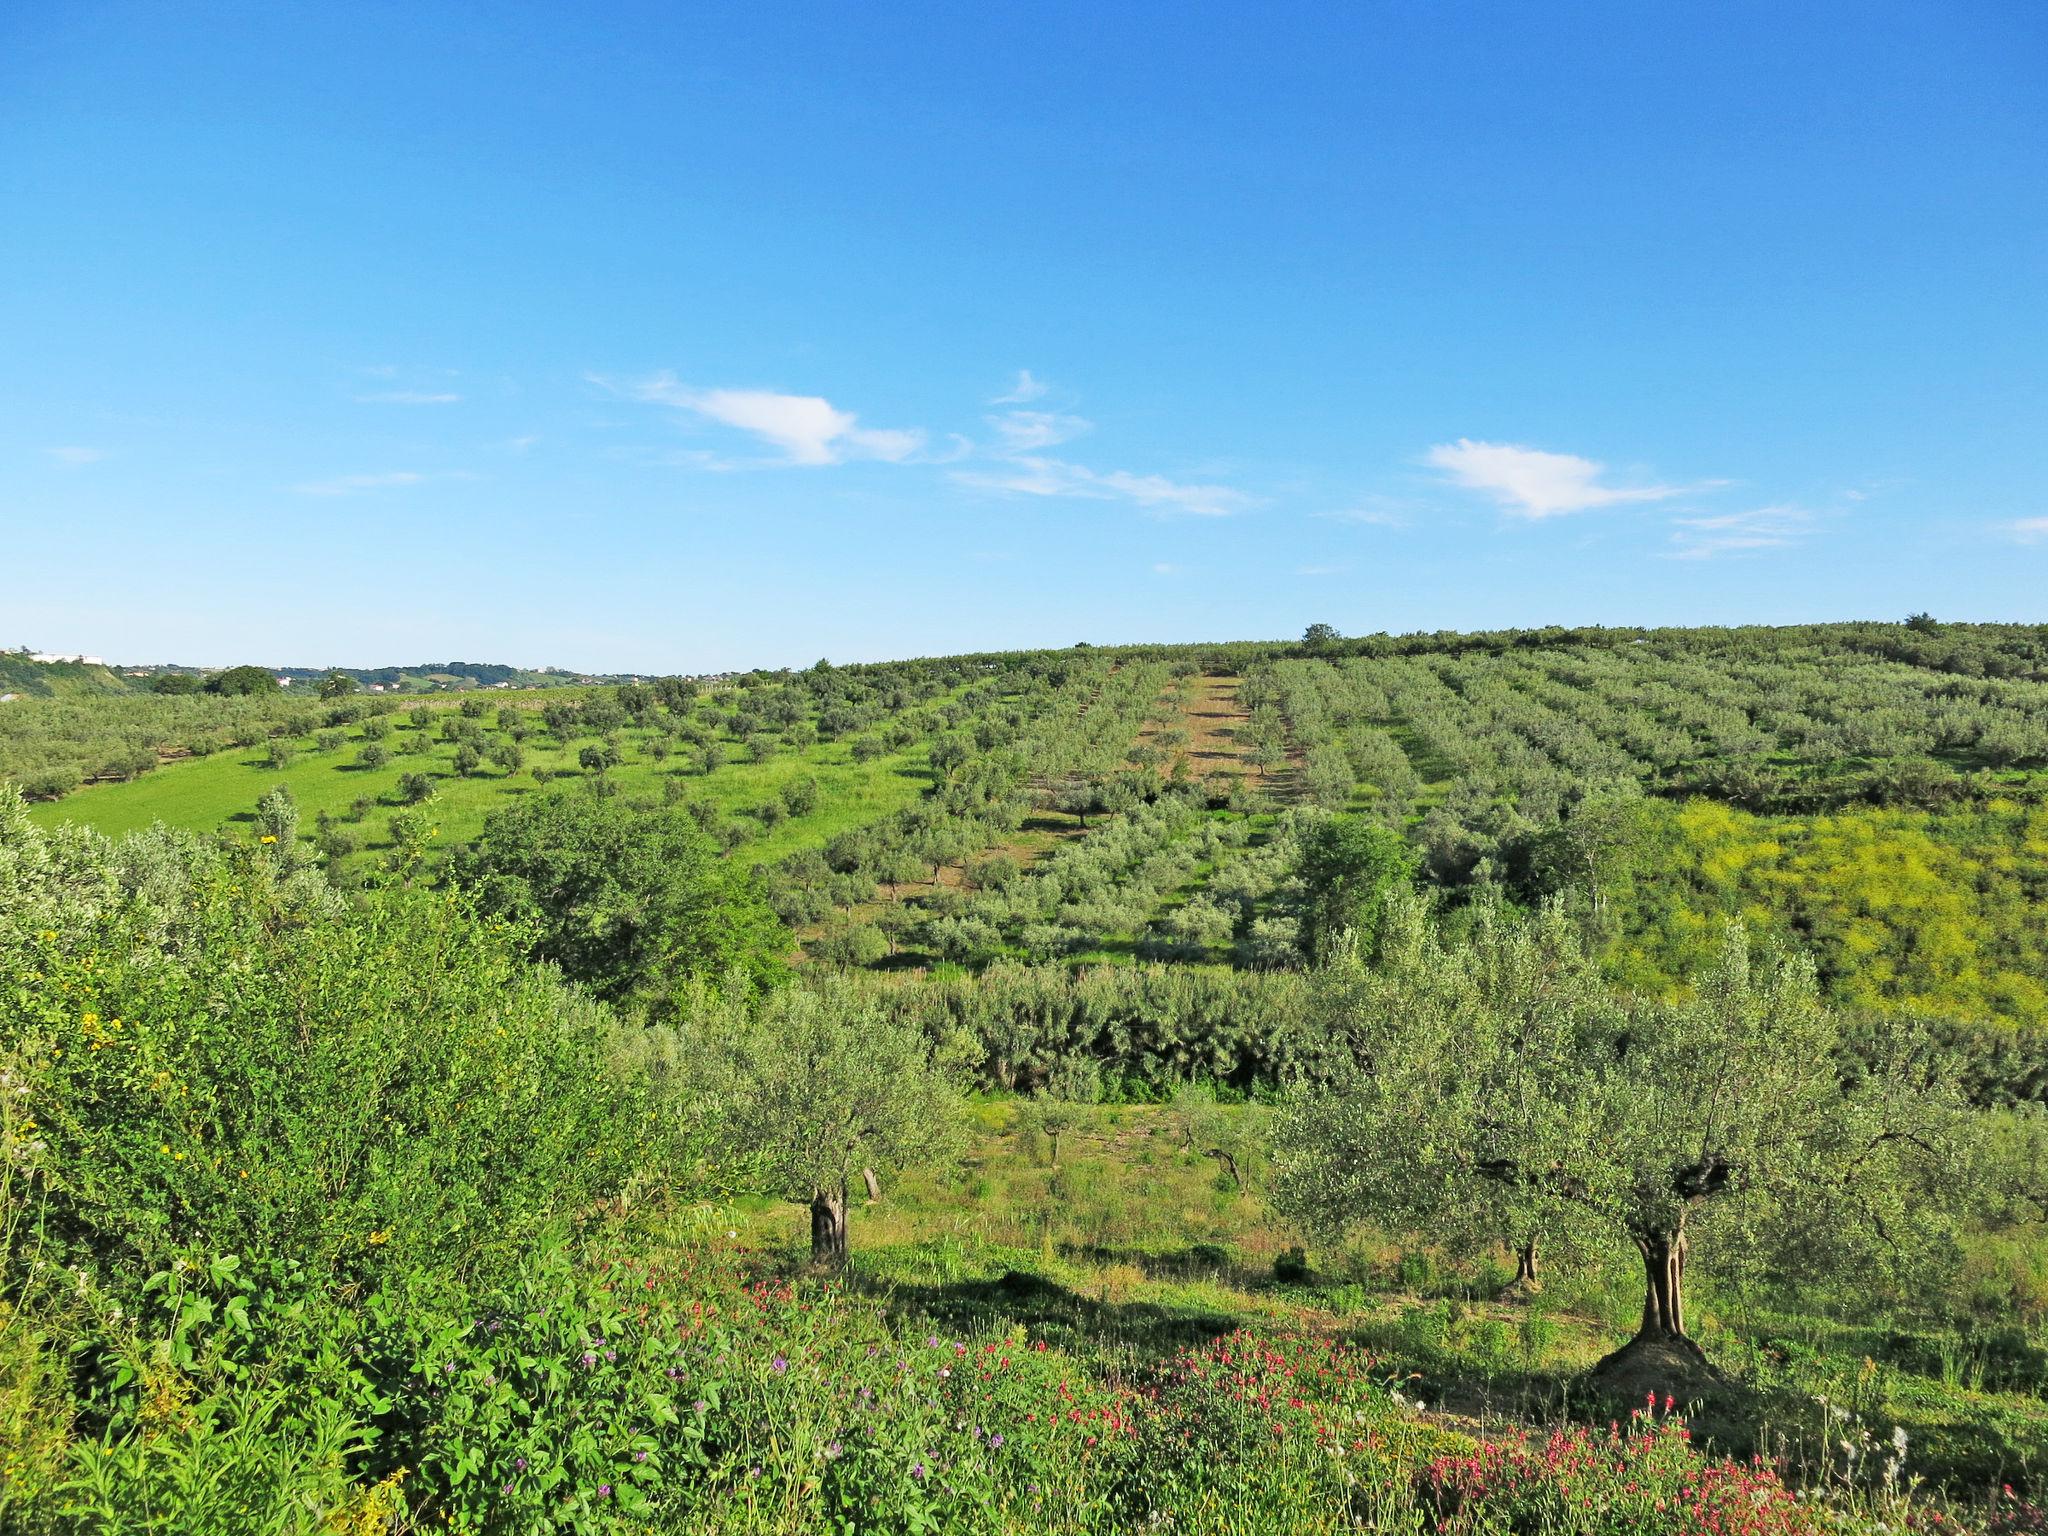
(515, 1457, 528, 1471)
(502, 1482, 512, 1494)
(443, 1362, 456, 1375)
(911, 1459, 928, 1480)
(633, 1450, 648, 1463)
(603, 1349, 616, 1363)
(771, 1354, 788, 1375)
(693, 1399, 708, 1413)
(990, 1433, 1005, 1449)
(826, 1441, 843, 1459)
(579, 1351, 598, 1368)
(926, 1335, 941, 1348)
(597, 1483, 612, 1500)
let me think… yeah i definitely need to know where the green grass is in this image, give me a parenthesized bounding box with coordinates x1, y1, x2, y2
(27, 703, 934, 870)
(733, 1100, 2048, 1494)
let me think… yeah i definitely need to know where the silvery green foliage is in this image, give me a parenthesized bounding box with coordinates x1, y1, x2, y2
(673, 982, 966, 1206)
(1272, 896, 1979, 1316)
(0, 787, 340, 958)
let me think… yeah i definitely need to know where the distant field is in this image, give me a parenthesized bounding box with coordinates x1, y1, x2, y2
(13, 624, 2048, 1030)
(26, 687, 938, 871)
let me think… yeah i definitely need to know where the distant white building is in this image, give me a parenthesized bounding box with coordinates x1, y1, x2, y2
(30, 652, 107, 665)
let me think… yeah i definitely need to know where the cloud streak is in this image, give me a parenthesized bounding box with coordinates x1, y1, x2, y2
(957, 369, 1254, 518)
(47, 446, 106, 465)
(955, 455, 1252, 518)
(1427, 438, 1685, 519)
(2005, 517, 2048, 545)
(355, 390, 463, 405)
(1665, 504, 1813, 560)
(291, 470, 477, 496)
(987, 409, 1091, 452)
(603, 372, 926, 466)
(991, 369, 1048, 404)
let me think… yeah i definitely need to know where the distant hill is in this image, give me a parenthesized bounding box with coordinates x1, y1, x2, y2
(0, 652, 142, 699)
(273, 661, 643, 691)
(0, 649, 640, 699)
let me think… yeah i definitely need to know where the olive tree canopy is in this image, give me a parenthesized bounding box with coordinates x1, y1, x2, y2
(680, 985, 965, 1265)
(1273, 899, 1978, 1393)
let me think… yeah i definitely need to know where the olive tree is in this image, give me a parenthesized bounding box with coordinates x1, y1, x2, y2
(683, 985, 964, 1265)
(1273, 900, 1977, 1391)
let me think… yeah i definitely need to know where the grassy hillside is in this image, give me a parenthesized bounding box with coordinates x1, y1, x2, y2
(0, 652, 139, 698)
(12, 622, 2048, 1050)
(6, 632, 2045, 1534)
(24, 689, 937, 870)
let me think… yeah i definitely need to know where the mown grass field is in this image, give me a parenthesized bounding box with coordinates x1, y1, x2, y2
(26, 690, 936, 870)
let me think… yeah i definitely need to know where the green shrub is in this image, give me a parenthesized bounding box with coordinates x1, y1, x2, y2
(0, 792, 652, 1303)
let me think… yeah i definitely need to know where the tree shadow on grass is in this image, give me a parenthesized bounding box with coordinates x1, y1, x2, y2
(859, 1268, 1237, 1358)
(1057, 1240, 1260, 1290)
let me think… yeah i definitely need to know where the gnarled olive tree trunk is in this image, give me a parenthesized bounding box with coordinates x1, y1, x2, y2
(1511, 1233, 1540, 1290)
(1589, 1218, 1717, 1390)
(809, 1185, 849, 1267)
(1634, 1225, 1688, 1340)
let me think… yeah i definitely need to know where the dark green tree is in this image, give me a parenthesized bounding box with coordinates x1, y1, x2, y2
(455, 789, 789, 1008)
(1295, 815, 1418, 964)
(206, 665, 280, 696)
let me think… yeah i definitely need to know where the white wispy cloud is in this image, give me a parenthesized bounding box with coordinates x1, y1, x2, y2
(1152, 562, 1185, 575)
(1665, 504, 1813, 560)
(957, 371, 1253, 517)
(2005, 517, 2048, 545)
(602, 372, 926, 466)
(291, 470, 476, 496)
(1316, 502, 1410, 528)
(992, 369, 1048, 404)
(1427, 438, 1685, 519)
(355, 389, 463, 405)
(47, 446, 107, 465)
(955, 455, 1251, 518)
(987, 410, 1092, 452)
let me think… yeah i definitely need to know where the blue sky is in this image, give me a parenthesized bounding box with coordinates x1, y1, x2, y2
(2, 2, 2044, 672)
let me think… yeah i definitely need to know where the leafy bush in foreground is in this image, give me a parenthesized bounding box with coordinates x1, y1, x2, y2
(1, 794, 643, 1296)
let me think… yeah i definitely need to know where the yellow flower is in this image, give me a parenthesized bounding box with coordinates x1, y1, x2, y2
(259, 835, 278, 844)
(367, 1229, 391, 1246)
